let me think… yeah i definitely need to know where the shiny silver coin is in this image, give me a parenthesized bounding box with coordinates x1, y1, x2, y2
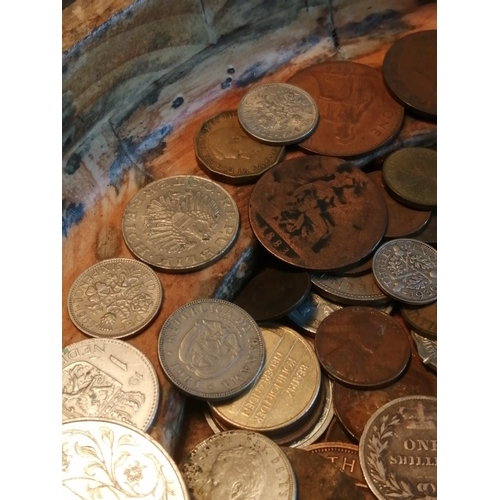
(372, 239, 437, 305)
(62, 418, 189, 499)
(181, 430, 297, 500)
(411, 331, 437, 371)
(62, 339, 159, 431)
(158, 299, 265, 400)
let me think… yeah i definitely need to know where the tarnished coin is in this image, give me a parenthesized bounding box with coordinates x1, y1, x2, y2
(315, 307, 410, 388)
(382, 148, 437, 210)
(413, 210, 437, 246)
(249, 156, 388, 272)
(67, 258, 162, 339)
(287, 61, 404, 157)
(195, 110, 285, 184)
(181, 430, 297, 500)
(238, 82, 319, 145)
(62, 339, 159, 431)
(210, 324, 321, 434)
(372, 239, 437, 305)
(411, 331, 437, 371)
(400, 301, 437, 339)
(359, 396, 437, 500)
(158, 299, 265, 401)
(383, 30, 437, 118)
(122, 175, 239, 272)
(335, 256, 373, 277)
(62, 418, 189, 499)
(367, 170, 431, 238)
(323, 416, 357, 445)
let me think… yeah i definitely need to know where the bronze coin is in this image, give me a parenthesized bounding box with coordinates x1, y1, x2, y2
(367, 170, 431, 238)
(333, 256, 373, 277)
(234, 266, 311, 322)
(315, 306, 410, 388)
(249, 156, 388, 272)
(413, 209, 437, 246)
(287, 61, 404, 158)
(323, 416, 357, 445)
(383, 30, 437, 118)
(400, 301, 437, 339)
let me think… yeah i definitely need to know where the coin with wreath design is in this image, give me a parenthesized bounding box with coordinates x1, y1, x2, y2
(372, 239, 437, 305)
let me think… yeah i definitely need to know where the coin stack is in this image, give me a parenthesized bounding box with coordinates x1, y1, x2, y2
(63, 29, 437, 499)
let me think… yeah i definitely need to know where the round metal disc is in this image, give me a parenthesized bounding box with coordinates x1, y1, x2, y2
(400, 301, 437, 339)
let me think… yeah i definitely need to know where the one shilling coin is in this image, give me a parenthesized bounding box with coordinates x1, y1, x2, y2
(67, 258, 162, 339)
(62, 339, 159, 431)
(122, 175, 239, 272)
(158, 299, 265, 401)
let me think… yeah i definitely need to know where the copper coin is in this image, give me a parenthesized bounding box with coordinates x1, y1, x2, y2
(400, 301, 437, 339)
(413, 210, 437, 246)
(287, 61, 404, 157)
(367, 170, 431, 238)
(315, 306, 410, 388)
(383, 30, 437, 118)
(333, 256, 373, 277)
(323, 416, 357, 445)
(233, 266, 311, 322)
(249, 156, 388, 272)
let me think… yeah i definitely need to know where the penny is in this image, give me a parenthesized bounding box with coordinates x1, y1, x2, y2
(311, 271, 392, 306)
(249, 156, 388, 272)
(287, 61, 404, 157)
(304, 442, 376, 500)
(181, 430, 297, 500)
(359, 396, 437, 500)
(158, 299, 265, 401)
(209, 324, 321, 434)
(400, 301, 437, 339)
(233, 266, 311, 322)
(413, 209, 437, 246)
(315, 306, 411, 388)
(411, 331, 437, 371)
(367, 170, 431, 238)
(383, 30, 437, 118)
(372, 239, 437, 305)
(382, 148, 437, 210)
(122, 175, 239, 272)
(334, 256, 373, 277)
(238, 82, 318, 145)
(323, 416, 357, 445)
(67, 258, 162, 339)
(195, 110, 285, 184)
(62, 339, 159, 431)
(62, 418, 189, 499)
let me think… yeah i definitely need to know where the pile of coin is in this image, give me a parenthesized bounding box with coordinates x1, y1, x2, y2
(63, 29, 437, 499)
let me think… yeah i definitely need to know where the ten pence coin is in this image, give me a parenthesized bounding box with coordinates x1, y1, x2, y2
(249, 156, 388, 272)
(158, 299, 265, 401)
(122, 175, 239, 272)
(67, 258, 162, 339)
(62, 339, 159, 431)
(287, 61, 404, 157)
(195, 110, 285, 184)
(181, 430, 297, 500)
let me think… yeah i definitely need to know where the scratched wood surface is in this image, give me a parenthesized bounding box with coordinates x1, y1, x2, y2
(62, 0, 437, 464)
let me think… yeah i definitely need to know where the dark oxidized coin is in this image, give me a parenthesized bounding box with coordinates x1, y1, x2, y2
(334, 256, 373, 277)
(413, 210, 437, 246)
(249, 156, 388, 272)
(315, 307, 410, 388)
(323, 416, 357, 445)
(288, 61, 404, 158)
(400, 301, 437, 339)
(383, 30, 437, 118)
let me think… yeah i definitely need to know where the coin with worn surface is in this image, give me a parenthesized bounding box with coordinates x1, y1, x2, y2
(122, 175, 239, 272)
(249, 156, 388, 272)
(382, 148, 437, 210)
(288, 61, 404, 157)
(315, 307, 410, 388)
(411, 331, 437, 371)
(373, 239, 437, 305)
(400, 301, 437, 339)
(62, 418, 189, 499)
(181, 430, 297, 500)
(210, 324, 321, 433)
(323, 416, 357, 444)
(367, 170, 431, 238)
(62, 339, 159, 431)
(238, 82, 318, 145)
(413, 210, 437, 246)
(158, 299, 265, 400)
(383, 30, 437, 118)
(359, 396, 437, 500)
(234, 266, 311, 322)
(67, 258, 162, 339)
(195, 110, 285, 184)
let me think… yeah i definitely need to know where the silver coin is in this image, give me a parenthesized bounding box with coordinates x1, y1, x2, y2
(122, 175, 240, 272)
(62, 339, 159, 431)
(158, 299, 265, 400)
(411, 331, 437, 371)
(238, 83, 319, 145)
(372, 239, 437, 305)
(359, 396, 437, 500)
(181, 430, 297, 500)
(62, 418, 189, 499)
